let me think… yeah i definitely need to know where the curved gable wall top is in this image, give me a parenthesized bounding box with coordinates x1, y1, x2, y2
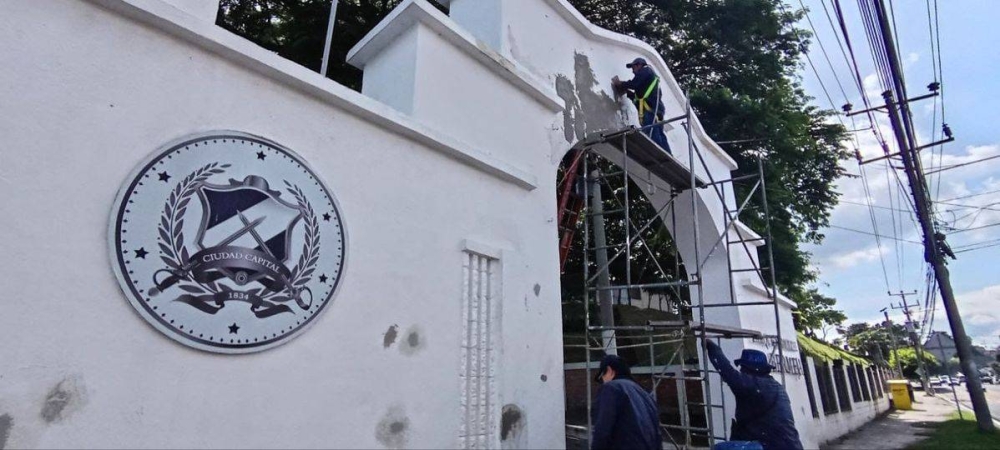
(443, 0, 739, 171)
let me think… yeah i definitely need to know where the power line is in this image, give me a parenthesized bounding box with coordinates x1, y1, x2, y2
(859, 164, 893, 289)
(798, 0, 852, 104)
(938, 188, 1000, 203)
(827, 224, 923, 244)
(934, 200, 1000, 213)
(954, 241, 1000, 254)
(948, 221, 1000, 235)
(925, 153, 1000, 175)
(831, 0, 892, 148)
(952, 238, 1000, 251)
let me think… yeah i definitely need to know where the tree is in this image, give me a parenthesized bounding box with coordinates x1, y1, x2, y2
(217, 0, 417, 90)
(839, 321, 907, 364)
(793, 289, 846, 337)
(567, 0, 850, 326)
(889, 348, 938, 379)
(217, 0, 851, 332)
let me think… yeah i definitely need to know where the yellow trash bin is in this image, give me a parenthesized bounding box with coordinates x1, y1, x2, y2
(888, 380, 912, 410)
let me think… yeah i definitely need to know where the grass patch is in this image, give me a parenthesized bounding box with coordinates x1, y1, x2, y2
(907, 412, 1000, 449)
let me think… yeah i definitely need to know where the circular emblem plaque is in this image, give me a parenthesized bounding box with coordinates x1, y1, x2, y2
(109, 132, 346, 353)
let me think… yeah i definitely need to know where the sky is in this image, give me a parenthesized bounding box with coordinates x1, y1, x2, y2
(792, 0, 1000, 348)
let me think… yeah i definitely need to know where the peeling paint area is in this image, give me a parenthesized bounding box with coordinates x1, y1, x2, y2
(555, 74, 579, 143)
(40, 378, 83, 424)
(375, 406, 410, 449)
(556, 53, 625, 143)
(500, 404, 525, 442)
(399, 325, 425, 356)
(383, 324, 399, 349)
(0, 414, 12, 450)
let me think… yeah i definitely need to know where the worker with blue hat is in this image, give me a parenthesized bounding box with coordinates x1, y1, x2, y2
(705, 340, 803, 450)
(612, 57, 671, 153)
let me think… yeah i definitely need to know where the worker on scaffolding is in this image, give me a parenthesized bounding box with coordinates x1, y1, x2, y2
(612, 57, 671, 153)
(591, 355, 662, 450)
(705, 340, 803, 450)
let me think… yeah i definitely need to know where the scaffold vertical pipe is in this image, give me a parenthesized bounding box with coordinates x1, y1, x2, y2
(648, 331, 656, 401)
(679, 343, 691, 447)
(623, 134, 632, 293)
(722, 182, 737, 305)
(583, 150, 593, 437)
(687, 95, 714, 447)
(758, 157, 786, 387)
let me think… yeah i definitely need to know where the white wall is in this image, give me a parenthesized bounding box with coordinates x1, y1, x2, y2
(0, 0, 562, 448)
(0, 0, 883, 448)
(795, 357, 890, 447)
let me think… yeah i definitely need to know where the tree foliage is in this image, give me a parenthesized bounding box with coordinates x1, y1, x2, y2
(889, 347, 939, 379)
(216, 0, 851, 331)
(793, 289, 846, 337)
(216, 0, 411, 90)
(838, 321, 908, 363)
(567, 0, 850, 328)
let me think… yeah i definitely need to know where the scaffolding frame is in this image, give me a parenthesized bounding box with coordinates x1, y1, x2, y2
(570, 99, 786, 449)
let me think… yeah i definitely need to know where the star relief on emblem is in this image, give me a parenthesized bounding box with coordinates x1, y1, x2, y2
(147, 164, 321, 320)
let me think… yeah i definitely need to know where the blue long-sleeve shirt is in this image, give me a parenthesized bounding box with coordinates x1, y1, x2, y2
(706, 341, 804, 450)
(591, 378, 661, 450)
(619, 66, 664, 115)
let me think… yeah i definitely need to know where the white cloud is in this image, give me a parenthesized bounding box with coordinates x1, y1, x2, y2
(928, 284, 1000, 347)
(828, 246, 886, 269)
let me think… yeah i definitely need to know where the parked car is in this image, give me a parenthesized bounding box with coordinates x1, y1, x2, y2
(981, 374, 996, 384)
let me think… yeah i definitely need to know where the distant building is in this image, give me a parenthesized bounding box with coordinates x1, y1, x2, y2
(925, 331, 957, 366)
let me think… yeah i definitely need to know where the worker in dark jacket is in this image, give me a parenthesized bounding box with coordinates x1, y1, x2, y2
(612, 57, 671, 153)
(591, 355, 662, 450)
(705, 340, 803, 450)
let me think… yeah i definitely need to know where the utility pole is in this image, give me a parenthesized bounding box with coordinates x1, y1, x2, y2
(882, 308, 905, 378)
(871, 0, 994, 430)
(890, 291, 932, 395)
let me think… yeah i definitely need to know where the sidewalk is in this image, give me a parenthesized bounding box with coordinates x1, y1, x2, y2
(821, 393, 958, 449)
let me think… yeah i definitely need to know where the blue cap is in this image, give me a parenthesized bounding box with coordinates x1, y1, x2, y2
(735, 349, 775, 372)
(595, 354, 632, 382)
(626, 57, 647, 68)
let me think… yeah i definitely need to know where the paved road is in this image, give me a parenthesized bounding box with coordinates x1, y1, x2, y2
(926, 382, 1000, 423)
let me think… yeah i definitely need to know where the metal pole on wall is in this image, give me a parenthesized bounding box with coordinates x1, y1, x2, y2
(320, 0, 340, 77)
(589, 169, 617, 355)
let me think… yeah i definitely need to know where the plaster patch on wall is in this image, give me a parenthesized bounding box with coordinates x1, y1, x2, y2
(0, 414, 12, 450)
(555, 53, 624, 143)
(39, 377, 84, 424)
(500, 404, 525, 443)
(375, 405, 410, 449)
(399, 325, 425, 356)
(383, 324, 399, 349)
(555, 75, 579, 143)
